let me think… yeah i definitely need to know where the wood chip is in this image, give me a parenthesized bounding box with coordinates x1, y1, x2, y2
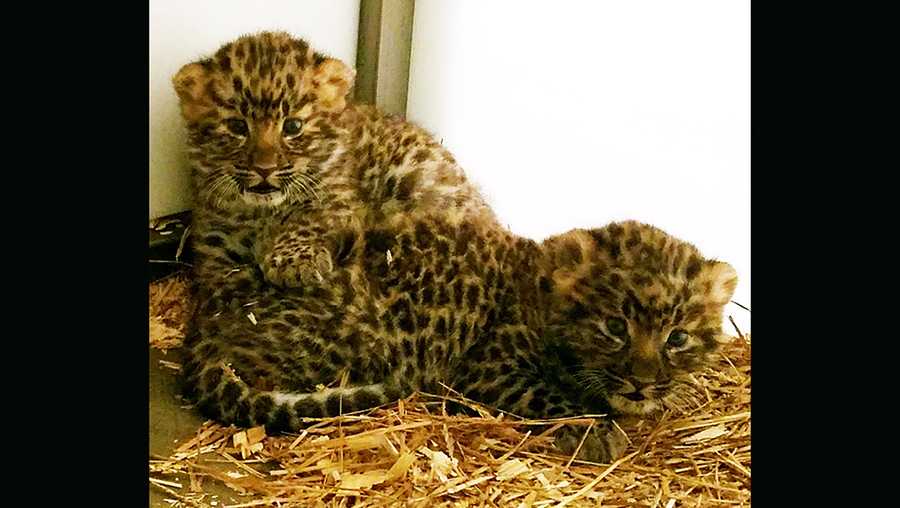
(682, 424, 729, 443)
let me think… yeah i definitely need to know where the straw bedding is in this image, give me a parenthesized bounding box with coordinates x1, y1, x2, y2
(150, 273, 750, 507)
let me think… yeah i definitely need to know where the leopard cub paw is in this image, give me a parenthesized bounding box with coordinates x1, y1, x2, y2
(261, 247, 333, 289)
(553, 421, 628, 463)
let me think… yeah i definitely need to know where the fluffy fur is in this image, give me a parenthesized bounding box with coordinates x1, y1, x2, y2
(173, 32, 738, 463)
(181, 215, 737, 463)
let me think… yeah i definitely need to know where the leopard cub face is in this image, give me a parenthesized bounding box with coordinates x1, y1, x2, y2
(542, 221, 738, 416)
(171, 31, 354, 210)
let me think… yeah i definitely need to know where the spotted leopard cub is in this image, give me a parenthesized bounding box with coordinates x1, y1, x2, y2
(171, 31, 496, 309)
(181, 218, 738, 463)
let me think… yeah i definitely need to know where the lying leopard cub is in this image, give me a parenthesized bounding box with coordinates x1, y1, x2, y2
(181, 217, 737, 462)
(171, 31, 496, 313)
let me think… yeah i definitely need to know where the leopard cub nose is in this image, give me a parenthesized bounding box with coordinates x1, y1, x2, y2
(253, 163, 277, 179)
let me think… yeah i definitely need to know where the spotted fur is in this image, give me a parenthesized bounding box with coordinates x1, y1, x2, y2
(173, 32, 738, 463)
(181, 217, 738, 463)
(171, 31, 497, 302)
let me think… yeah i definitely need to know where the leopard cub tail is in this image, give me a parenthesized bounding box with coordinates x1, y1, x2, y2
(182, 361, 401, 433)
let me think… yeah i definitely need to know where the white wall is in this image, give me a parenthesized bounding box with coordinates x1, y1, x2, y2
(149, 0, 360, 219)
(408, 0, 750, 333)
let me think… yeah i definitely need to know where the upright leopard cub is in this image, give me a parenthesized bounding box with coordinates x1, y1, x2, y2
(171, 31, 497, 310)
(182, 217, 738, 463)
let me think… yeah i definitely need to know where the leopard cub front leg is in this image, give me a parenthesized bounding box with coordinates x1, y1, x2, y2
(257, 228, 334, 289)
(491, 375, 628, 463)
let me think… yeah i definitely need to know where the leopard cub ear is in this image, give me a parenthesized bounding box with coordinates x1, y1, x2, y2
(696, 260, 738, 306)
(313, 58, 355, 111)
(172, 62, 215, 122)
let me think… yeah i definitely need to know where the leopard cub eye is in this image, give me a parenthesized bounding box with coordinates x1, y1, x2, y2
(225, 118, 248, 136)
(606, 318, 627, 336)
(283, 118, 303, 136)
(667, 330, 689, 347)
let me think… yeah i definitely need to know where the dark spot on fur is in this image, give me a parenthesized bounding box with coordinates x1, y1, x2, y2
(609, 242, 621, 259)
(416, 336, 427, 366)
(528, 397, 547, 412)
(252, 395, 275, 423)
(344, 332, 361, 349)
(434, 237, 451, 257)
(452, 280, 465, 307)
(384, 176, 397, 196)
(435, 316, 447, 336)
(268, 404, 293, 433)
(326, 393, 343, 415)
(459, 321, 471, 343)
(402, 338, 413, 358)
(564, 242, 582, 265)
(293, 398, 322, 418)
(365, 229, 393, 257)
(569, 303, 589, 321)
(436, 285, 449, 305)
(203, 235, 225, 248)
(480, 387, 500, 404)
(465, 284, 480, 308)
(414, 222, 434, 246)
(398, 309, 415, 333)
(203, 367, 223, 391)
(396, 172, 419, 200)
(421, 286, 434, 305)
(500, 387, 527, 407)
(197, 396, 221, 420)
(384, 384, 402, 402)
(234, 400, 252, 427)
(221, 381, 243, 407)
(686, 257, 702, 280)
(353, 389, 383, 410)
(608, 223, 624, 238)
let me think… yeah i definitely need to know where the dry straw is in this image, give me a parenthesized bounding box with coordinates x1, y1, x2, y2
(150, 275, 750, 507)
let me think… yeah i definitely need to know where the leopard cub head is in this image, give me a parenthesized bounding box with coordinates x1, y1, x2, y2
(541, 221, 738, 416)
(172, 31, 355, 210)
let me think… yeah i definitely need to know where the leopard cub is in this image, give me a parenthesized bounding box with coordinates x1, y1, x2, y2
(171, 31, 498, 311)
(181, 217, 738, 463)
